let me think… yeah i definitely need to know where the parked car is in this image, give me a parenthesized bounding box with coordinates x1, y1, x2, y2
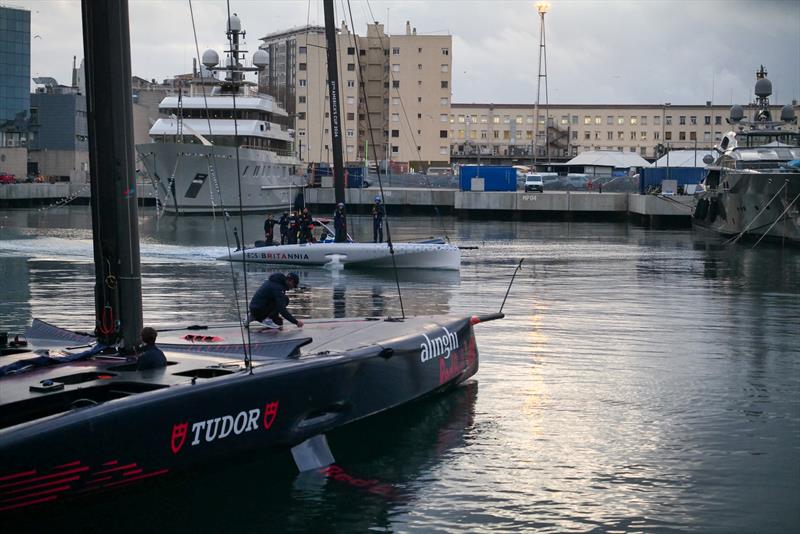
(0, 173, 16, 184)
(524, 173, 544, 192)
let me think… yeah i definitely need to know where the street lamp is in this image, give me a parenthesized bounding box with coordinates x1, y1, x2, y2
(532, 1, 550, 169)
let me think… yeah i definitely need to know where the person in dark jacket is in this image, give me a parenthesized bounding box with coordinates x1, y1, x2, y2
(264, 214, 276, 245)
(248, 272, 304, 329)
(287, 211, 298, 245)
(279, 211, 289, 245)
(137, 327, 167, 370)
(371, 196, 385, 243)
(334, 203, 347, 243)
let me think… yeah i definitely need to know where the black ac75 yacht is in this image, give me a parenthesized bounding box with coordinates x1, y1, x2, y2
(0, 0, 500, 513)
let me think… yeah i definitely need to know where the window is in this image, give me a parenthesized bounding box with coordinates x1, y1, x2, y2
(654, 132, 660, 140)
(299, 46, 307, 54)
(417, 80, 422, 86)
(606, 116, 613, 125)
(617, 131, 624, 140)
(418, 47, 423, 53)
(690, 116, 697, 125)
(458, 115, 465, 123)
(346, 112, 354, 120)
(347, 79, 355, 88)
(392, 80, 400, 88)
(516, 116, 524, 125)
(640, 116, 647, 125)
(595, 131, 601, 140)
(630, 131, 636, 140)
(440, 97, 449, 106)
(503, 131, 511, 140)
(607, 131, 613, 140)
(417, 97, 422, 103)
(392, 47, 400, 55)
(299, 79, 307, 87)
(640, 131, 647, 140)
(360, 49, 366, 56)
(299, 96, 306, 103)
(298, 112, 306, 120)
(392, 64, 400, 72)
(571, 115, 578, 124)
(442, 47, 449, 55)
(493, 131, 499, 139)
(679, 131, 686, 140)
(392, 113, 400, 122)
(347, 129, 354, 137)
(561, 115, 569, 125)
(481, 115, 488, 123)
(417, 63, 423, 70)
(481, 130, 487, 139)
(594, 116, 601, 125)
(440, 146, 448, 155)
(392, 145, 399, 153)
(584, 116, 592, 125)
(441, 80, 448, 89)
(440, 114, 448, 122)
(689, 131, 696, 141)
(630, 147, 636, 152)
(392, 97, 400, 106)
(715, 116, 722, 125)
(299, 63, 307, 71)
(347, 46, 355, 55)
(392, 130, 399, 137)
(630, 117, 638, 125)
(347, 63, 355, 71)
(679, 116, 686, 125)
(654, 116, 661, 126)
(665, 131, 672, 140)
(441, 64, 449, 73)
(571, 130, 577, 139)
(417, 113, 422, 119)
(346, 96, 355, 105)
(617, 116, 624, 125)
(298, 129, 305, 136)
(704, 116, 711, 125)
(704, 131, 711, 141)
(440, 130, 448, 138)
(584, 131, 591, 140)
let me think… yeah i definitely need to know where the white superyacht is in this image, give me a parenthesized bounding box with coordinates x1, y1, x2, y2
(136, 15, 303, 214)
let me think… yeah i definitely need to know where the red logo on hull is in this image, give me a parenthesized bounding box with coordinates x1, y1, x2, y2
(263, 401, 279, 429)
(171, 422, 188, 454)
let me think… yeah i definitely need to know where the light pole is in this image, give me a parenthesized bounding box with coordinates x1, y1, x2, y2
(532, 1, 550, 169)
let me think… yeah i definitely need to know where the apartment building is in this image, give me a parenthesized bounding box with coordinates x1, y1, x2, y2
(450, 102, 798, 162)
(259, 21, 452, 169)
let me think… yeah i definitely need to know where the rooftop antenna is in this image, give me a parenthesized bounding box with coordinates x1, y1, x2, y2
(532, 1, 550, 169)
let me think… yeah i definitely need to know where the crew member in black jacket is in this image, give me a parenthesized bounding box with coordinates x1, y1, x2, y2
(137, 327, 167, 370)
(278, 211, 289, 245)
(248, 272, 304, 329)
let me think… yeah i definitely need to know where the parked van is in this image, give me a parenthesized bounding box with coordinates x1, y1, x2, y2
(524, 173, 545, 192)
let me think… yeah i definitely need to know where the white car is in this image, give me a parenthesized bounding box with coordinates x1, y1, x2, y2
(524, 174, 544, 192)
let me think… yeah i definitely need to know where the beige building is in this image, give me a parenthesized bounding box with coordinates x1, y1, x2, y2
(259, 21, 452, 170)
(450, 102, 798, 161)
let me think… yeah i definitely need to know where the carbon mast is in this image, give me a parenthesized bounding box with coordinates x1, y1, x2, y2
(323, 0, 345, 204)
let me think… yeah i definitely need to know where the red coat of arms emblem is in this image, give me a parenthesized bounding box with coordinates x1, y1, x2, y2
(171, 422, 188, 454)
(262, 401, 279, 429)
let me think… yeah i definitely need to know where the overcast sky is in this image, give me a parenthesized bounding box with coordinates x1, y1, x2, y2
(22, 0, 800, 106)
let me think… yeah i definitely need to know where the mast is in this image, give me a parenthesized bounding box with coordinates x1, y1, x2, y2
(323, 0, 345, 204)
(81, 0, 143, 350)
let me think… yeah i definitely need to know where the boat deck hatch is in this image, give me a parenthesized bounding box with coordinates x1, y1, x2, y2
(172, 368, 237, 379)
(44, 371, 118, 385)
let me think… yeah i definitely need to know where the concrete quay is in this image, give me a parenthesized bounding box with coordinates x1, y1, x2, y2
(306, 187, 694, 227)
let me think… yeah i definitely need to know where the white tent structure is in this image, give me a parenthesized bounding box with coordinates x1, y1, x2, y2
(566, 150, 652, 169)
(653, 150, 714, 168)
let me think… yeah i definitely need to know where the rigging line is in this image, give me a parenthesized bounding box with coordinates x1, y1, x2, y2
(751, 191, 800, 249)
(225, 0, 254, 370)
(722, 180, 788, 245)
(499, 259, 525, 315)
(346, 0, 404, 319)
(188, 0, 251, 367)
(363, 0, 450, 243)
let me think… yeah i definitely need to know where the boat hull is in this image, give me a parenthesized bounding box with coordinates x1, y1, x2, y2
(221, 242, 462, 270)
(136, 142, 305, 214)
(692, 172, 800, 243)
(0, 316, 479, 511)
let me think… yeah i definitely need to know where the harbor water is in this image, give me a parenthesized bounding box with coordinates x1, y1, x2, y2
(1, 207, 799, 533)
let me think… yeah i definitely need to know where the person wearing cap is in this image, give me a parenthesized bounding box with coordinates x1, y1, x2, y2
(264, 213, 276, 245)
(334, 202, 347, 243)
(248, 272, 304, 329)
(371, 196, 385, 243)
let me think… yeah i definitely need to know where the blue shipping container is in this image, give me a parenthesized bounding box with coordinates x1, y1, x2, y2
(459, 166, 517, 192)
